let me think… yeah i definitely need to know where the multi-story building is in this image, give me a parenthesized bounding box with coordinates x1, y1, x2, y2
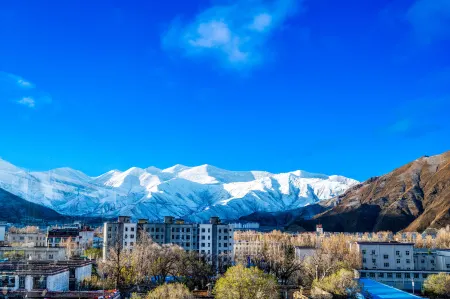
(7, 231, 47, 247)
(0, 223, 6, 242)
(103, 216, 234, 267)
(0, 246, 66, 261)
(103, 216, 138, 260)
(47, 226, 94, 257)
(351, 241, 450, 291)
(352, 241, 415, 271)
(0, 260, 92, 292)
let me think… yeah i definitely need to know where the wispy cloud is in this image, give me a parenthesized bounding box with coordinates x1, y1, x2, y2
(162, 0, 301, 69)
(17, 97, 36, 108)
(0, 71, 51, 109)
(406, 0, 450, 44)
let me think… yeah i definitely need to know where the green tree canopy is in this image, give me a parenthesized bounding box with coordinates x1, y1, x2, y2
(423, 273, 450, 298)
(213, 264, 278, 299)
(146, 283, 192, 299)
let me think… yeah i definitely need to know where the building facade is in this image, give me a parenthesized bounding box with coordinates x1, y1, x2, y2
(352, 241, 450, 291)
(103, 216, 234, 267)
(7, 232, 47, 247)
(0, 246, 66, 261)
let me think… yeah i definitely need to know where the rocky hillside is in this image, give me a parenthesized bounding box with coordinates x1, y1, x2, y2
(289, 151, 450, 232)
(0, 187, 65, 223)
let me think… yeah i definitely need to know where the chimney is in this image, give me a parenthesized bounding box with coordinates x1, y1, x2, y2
(164, 216, 174, 224)
(210, 217, 220, 225)
(118, 216, 131, 223)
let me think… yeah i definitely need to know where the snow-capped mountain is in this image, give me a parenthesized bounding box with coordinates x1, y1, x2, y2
(0, 158, 358, 221)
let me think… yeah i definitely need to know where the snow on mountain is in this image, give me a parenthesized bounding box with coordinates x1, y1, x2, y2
(0, 158, 359, 221)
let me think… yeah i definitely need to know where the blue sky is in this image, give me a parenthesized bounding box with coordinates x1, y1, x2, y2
(0, 0, 449, 181)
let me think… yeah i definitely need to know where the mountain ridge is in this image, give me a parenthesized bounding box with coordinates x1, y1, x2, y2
(0, 159, 358, 221)
(288, 151, 450, 232)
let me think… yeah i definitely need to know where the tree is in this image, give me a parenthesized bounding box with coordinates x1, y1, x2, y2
(146, 283, 193, 299)
(312, 269, 360, 299)
(84, 248, 102, 260)
(213, 265, 278, 299)
(423, 273, 450, 298)
(99, 242, 135, 292)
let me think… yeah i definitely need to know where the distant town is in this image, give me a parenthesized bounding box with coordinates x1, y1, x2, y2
(0, 217, 449, 298)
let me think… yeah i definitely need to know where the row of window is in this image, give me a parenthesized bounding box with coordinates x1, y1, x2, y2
(363, 258, 411, 264)
(361, 272, 428, 279)
(362, 250, 411, 256)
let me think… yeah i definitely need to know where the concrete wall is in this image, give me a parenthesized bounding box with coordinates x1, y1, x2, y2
(25, 276, 33, 291)
(75, 264, 92, 283)
(47, 271, 70, 291)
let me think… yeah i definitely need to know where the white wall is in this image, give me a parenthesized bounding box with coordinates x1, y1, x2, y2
(75, 264, 92, 283)
(47, 271, 70, 291)
(0, 225, 6, 242)
(25, 276, 33, 291)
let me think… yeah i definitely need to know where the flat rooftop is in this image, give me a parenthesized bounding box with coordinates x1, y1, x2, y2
(356, 241, 415, 245)
(358, 279, 427, 299)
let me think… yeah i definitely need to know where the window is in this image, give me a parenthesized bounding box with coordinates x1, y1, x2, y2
(202, 236, 205, 240)
(384, 255, 389, 259)
(49, 254, 53, 259)
(219, 243, 222, 247)
(371, 250, 376, 255)
(125, 234, 128, 239)
(201, 243, 205, 247)
(372, 259, 376, 264)
(124, 242, 127, 246)
(362, 250, 366, 255)
(396, 251, 400, 256)
(224, 229, 228, 233)
(414, 273, 419, 279)
(130, 242, 134, 246)
(421, 259, 425, 264)
(125, 227, 128, 232)
(130, 234, 134, 238)
(387, 273, 393, 278)
(396, 259, 400, 264)
(108, 227, 112, 231)
(396, 273, 402, 279)
(405, 273, 410, 279)
(406, 251, 410, 256)
(151, 228, 155, 232)
(186, 228, 190, 233)
(369, 273, 375, 278)
(219, 229, 222, 233)
(156, 228, 159, 232)
(131, 227, 135, 232)
(431, 260, 435, 264)
(447, 264, 450, 269)
(384, 263, 389, 267)
(422, 274, 428, 279)
(19, 276, 25, 289)
(208, 228, 210, 233)
(378, 273, 384, 278)
(361, 272, 367, 278)
(224, 236, 228, 240)
(202, 228, 205, 233)
(406, 259, 410, 264)
(363, 258, 367, 263)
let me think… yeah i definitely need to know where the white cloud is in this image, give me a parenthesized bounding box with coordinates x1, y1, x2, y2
(17, 97, 36, 108)
(0, 71, 52, 109)
(162, 0, 300, 69)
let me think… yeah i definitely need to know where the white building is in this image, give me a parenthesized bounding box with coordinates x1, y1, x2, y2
(103, 216, 234, 268)
(0, 260, 92, 292)
(0, 246, 66, 261)
(7, 231, 47, 247)
(0, 223, 6, 242)
(352, 241, 450, 291)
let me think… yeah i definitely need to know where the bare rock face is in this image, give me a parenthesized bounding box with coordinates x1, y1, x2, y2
(290, 151, 450, 232)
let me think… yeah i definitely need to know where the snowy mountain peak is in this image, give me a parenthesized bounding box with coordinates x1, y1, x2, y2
(0, 159, 359, 221)
(162, 164, 191, 173)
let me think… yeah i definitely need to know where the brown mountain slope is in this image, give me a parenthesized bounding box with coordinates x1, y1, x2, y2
(289, 151, 450, 233)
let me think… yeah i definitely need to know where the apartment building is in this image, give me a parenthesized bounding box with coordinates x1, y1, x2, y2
(103, 216, 234, 267)
(0, 260, 92, 292)
(7, 231, 47, 247)
(0, 246, 66, 261)
(351, 241, 450, 291)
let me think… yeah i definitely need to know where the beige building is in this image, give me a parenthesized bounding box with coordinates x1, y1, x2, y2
(0, 246, 66, 261)
(7, 232, 47, 247)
